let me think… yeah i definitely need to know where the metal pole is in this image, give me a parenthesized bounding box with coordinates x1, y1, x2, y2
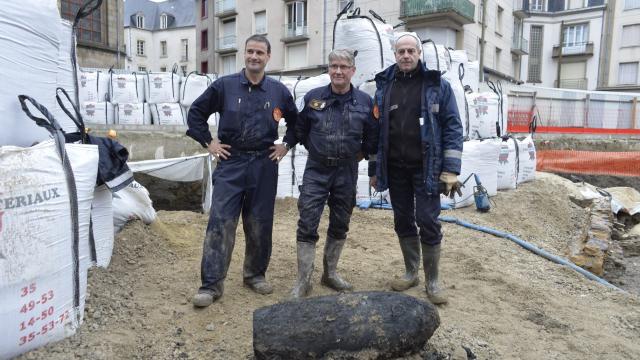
(556, 20, 564, 88)
(479, 0, 487, 85)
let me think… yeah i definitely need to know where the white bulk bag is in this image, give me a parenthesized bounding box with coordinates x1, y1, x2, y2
(78, 71, 110, 103)
(109, 73, 145, 104)
(442, 73, 467, 138)
(333, 11, 395, 87)
(90, 185, 115, 267)
(441, 140, 499, 209)
(0, 140, 98, 359)
(54, 20, 80, 134)
(113, 181, 157, 233)
(466, 92, 500, 139)
(294, 74, 331, 111)
(516, 135, 536, 184)
(463, 61, 480, 92)
(145, 71, 180, 104)
(81, 102, 115, 125)
(496, 137, 518, 190)
(115, 103, 150, 125)
(277, 76, 302, 98)
(449, 49, 468, 65)
(151, 103, 186, 125)
(358, 80, 377, 99)
(180, 72, 212, 107)
(0, 0, 60, 146)
(422, 41, 450, 73)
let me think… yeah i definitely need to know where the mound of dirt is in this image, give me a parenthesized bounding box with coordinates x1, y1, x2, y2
(20, 174, 640, 359)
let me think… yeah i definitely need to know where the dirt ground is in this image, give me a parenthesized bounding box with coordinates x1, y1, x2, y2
(21, 173, 640, 360)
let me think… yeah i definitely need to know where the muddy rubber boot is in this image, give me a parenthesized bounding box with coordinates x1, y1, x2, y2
(321, 238, 353, 291)
(289, 241, 316, 299)
(192, 286, 222, 308)
(422, 243, 448, 305)
(390, 236, 421, 291)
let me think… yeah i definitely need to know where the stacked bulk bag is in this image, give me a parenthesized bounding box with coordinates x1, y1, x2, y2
(0, 0, 60, 146)
(109, 72, 145, 104)
(516, 135, 536, 184)
(145, 68, 180, 104)
(276, 76, 302, 98)
(442, 63, 468, 138)
(180, 72, 212, 107)
(293, 74, 331, 111)
(487, 80, 507, 136)
(151, 103, 186, 125)
(333, 6, 395, 87)
(422, 40, 450, 74)
(78, 71, 110, 103)
(496, 137, 518, 190)
(54, 20, 80, 134)
(463, 61, 480, 92)
(441, 140, 500, 209)
(80, 102, 115, 125)
(466, 92, 500, 139)
(358, 80, 377, 99)
(115, 103, 151, 125)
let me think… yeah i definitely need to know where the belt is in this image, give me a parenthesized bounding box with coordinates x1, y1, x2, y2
(233, 148, 269, 156)
(309, 153, 355, 167)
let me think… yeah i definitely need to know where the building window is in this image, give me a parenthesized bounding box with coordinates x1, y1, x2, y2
(181, 65, 188, 75)
(160, 41, 167, 57)
(222, 54, 236, 75)
(201, 30, 208, 50)
(496, 6, 503, 35)
(287, 43, 307, 69)
(495, 47, 502, 70)
(201, 61, 208, 74)
(621, 24, 640, 47)
(625, 0, 640, 9)
(60, 0, 103, 44)
(160, 66, 167, 72)
(138, 66, 147, 72)
(220, 19, 236, 49)
(160, 14, 168, 29)
(202, 0, 209, 18)
(136, 14, 145, 29)
(287, 1, 307, 36)
(619, 62, 639, 85)
(562, 24, 588, 48)
(181, 39, 189, 61)
(527, 25, 543, 83)
(137, 40, 145, 56)
(254, 11, 267, 35)
(530, 0, 545, 11)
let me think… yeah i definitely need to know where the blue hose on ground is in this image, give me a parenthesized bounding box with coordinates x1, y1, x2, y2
(439, 216, 625, 292)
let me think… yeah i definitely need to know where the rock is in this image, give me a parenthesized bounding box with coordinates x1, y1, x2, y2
(451, 346, 468, 360)
(206, 324, 215, 331)
(92, 311, 102, 319)
(253, 291, 439, 360)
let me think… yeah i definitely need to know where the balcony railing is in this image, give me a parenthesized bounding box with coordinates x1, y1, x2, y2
(555, 78, 588, 90)
(400, 0, 475, 24)
(282, 23, 309, 42)
(511, 36, 529, 55)
(215, 0, 236, 16)
(512, 0, 530, 16)
(216, 35, 237, 52)
(552, 42, 594, 58)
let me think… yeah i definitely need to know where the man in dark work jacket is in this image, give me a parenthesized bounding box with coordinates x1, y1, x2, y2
(369, 34, 463, 305)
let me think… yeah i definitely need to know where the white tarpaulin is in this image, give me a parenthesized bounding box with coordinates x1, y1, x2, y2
(0, 0, 60, 146)
(333, 13, 395, 86)
(441, 140, 500, 209)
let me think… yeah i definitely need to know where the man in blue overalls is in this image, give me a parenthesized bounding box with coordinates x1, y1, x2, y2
(369, 34, 463, 305)
(290, 49, 379, 298)
(186, 35, 298, 307)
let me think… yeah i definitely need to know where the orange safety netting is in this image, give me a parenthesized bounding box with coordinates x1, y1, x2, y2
(537, 150, 640, 177)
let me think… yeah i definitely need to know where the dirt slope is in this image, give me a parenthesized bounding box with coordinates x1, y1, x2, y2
(21, 175, 640, 359)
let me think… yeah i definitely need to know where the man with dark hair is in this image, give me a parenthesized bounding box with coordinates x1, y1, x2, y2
(369, 34, 463, 305)
(186, 35, 298, 307)
(290, 49, 379, 298)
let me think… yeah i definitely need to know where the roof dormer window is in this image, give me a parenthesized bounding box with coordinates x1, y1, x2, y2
(136, 13, 144, 28)
(160, 13, 168, 29)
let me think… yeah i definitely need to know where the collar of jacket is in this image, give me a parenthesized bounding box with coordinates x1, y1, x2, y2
(375, 60, 441, 88)
(318, 83, 356, 101)
(239, 69, 267, 92)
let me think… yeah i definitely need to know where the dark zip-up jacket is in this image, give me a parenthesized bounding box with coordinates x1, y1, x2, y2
(296, 84, 378, 160)
(186, 69, 298, 150)
(388, 67, 423, 167)
(373, 60, 463, 195)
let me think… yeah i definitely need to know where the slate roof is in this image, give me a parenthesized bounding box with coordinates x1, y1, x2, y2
(124, 0, 195, 30)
